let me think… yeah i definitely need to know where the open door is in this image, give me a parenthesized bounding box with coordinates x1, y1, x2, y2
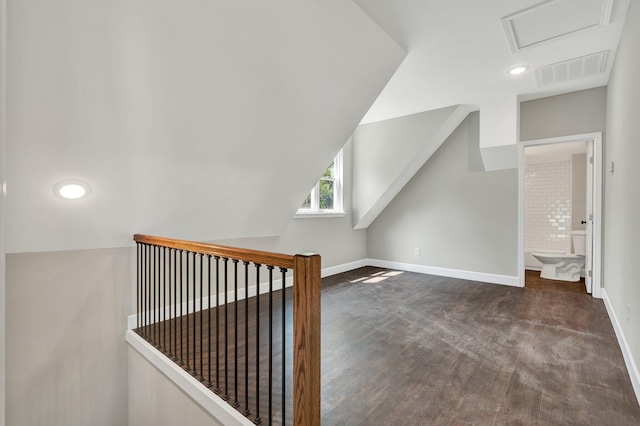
(585, 140, 594, 294)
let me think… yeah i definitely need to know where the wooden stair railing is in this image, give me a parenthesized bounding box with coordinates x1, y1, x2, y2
(133, 234, 320, 426)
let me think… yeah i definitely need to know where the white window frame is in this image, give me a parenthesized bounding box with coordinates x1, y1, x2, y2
(296, 150, 344, 218)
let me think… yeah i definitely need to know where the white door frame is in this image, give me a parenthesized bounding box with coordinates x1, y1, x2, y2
(517, 132, 603, 299)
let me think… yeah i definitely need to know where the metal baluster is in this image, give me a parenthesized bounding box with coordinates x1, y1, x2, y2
(192, 252, 197, 376)
(140, 244, 144, 334)
(200, 253, 204, 381)
(173, 249, 178, 360)
(255, 263, 262, 425)
(147, 244, 151, 340)
(158, 246, 162, 348)
(215, 256, 221, 394)
(168, 248, 173, 358)
(186, 252, 191, 371)
(223, 257, 229, 400)
(207, 255, 212, 387)
(268, 266, 274, 425)
(281, 267, 287, 426)
(136, 243, 140, 330)
(178, 250, 184, 366)
(144, 244, 148, 338)
(155, 245, 159, 346)
(233, 259, 240, 408)
(243, 261, 250, 418)
(163, 247, 167, 352)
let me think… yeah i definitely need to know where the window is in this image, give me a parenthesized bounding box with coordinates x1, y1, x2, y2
(297, 150, 343, 216)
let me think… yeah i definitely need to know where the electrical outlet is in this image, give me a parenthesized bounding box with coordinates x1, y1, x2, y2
(414, 248, 420, 256)
(627, 304, 631, 324)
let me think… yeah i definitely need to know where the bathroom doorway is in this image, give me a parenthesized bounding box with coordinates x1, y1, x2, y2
(518, 133, 603, 298)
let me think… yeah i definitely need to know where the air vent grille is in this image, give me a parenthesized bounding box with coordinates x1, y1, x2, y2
(535, 51, 608, 86)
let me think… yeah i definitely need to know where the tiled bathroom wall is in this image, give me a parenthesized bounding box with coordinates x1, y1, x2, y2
(524, 161, 572, 253)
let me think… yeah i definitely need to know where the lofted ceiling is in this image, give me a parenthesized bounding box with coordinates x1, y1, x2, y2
(6, 0, 405, 253)
(355, 0, 630, 124)
(6, 0, 632, 253)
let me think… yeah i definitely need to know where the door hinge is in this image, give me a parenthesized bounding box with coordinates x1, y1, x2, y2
(588, 270, 593, 278)
(589, 214, 593, 221)
(590, 156, 594, 164)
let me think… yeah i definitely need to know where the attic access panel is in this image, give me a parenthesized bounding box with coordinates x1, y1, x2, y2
(502, 0, 615, 52)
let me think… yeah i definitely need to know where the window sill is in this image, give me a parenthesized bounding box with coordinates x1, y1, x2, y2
(294, 211, 347, 219)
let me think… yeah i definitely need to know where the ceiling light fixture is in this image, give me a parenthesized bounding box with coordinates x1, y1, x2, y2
(54, 180, 91, 200)
(508, 65, 529, 75)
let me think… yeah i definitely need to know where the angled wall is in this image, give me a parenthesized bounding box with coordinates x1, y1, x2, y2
(6, 248, 133, 426)
(352, 104, 471, 229)
(6, 0, 405, 253)
(211, 138, 367, 270)
(368, 112, 519, 277)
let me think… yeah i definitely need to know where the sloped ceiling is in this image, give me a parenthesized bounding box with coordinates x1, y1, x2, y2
(352, 105, 472, 229)
(354, 0, 630, 124)
(6, 0, 405, 253)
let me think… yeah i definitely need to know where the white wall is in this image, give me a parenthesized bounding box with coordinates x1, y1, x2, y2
(479, 96, 519, 171)
(128, 348, 224, 426)
(6, 0, 405, 254)
(213, 139, 366, 269)
(6, 248, 133, 426)
(0, 0, 6, 423)
(368, 112, 519, 277)
(351, 105, 469, 229)
(604, 0, 640, 389)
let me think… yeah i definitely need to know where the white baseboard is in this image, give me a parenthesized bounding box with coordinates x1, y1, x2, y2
(128, 259, 520, 328)
(366, 258, 520, 287)
(321, 259, 368, 278)
(602, 289, 640, 405)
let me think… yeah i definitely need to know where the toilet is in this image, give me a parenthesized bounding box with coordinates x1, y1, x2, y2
(532, 231, 586, 282)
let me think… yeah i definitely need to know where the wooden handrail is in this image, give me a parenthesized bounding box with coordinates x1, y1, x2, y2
(133, 234, 320, 426)
(134, 234, 295, 269)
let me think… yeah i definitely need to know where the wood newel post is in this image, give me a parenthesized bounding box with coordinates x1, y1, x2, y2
(293, 253, 321, 426)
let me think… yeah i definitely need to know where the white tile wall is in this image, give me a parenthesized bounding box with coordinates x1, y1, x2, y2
(524, 161, 572, 253)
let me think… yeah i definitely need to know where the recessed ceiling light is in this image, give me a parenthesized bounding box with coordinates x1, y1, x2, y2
(54, 180, 91, 200)
(508, 66, 529, 75)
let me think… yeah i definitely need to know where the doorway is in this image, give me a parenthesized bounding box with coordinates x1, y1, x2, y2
(518, 132, 603, 298)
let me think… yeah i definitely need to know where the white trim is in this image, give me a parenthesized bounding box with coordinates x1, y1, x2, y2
(297, 149, 343, 215)
(128, 256, 523, 328)
(126, 330, 254, 426)
(321, 259, 368, 278)
(367, 259, 519, 287)
(602, 289, 640, 405)
(518, 132, 603, 298)
(293, 212, 346, 219)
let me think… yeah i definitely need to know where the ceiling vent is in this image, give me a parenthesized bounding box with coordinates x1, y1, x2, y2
(535, 51, 608, 86)
(502, 0, 615, 53)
